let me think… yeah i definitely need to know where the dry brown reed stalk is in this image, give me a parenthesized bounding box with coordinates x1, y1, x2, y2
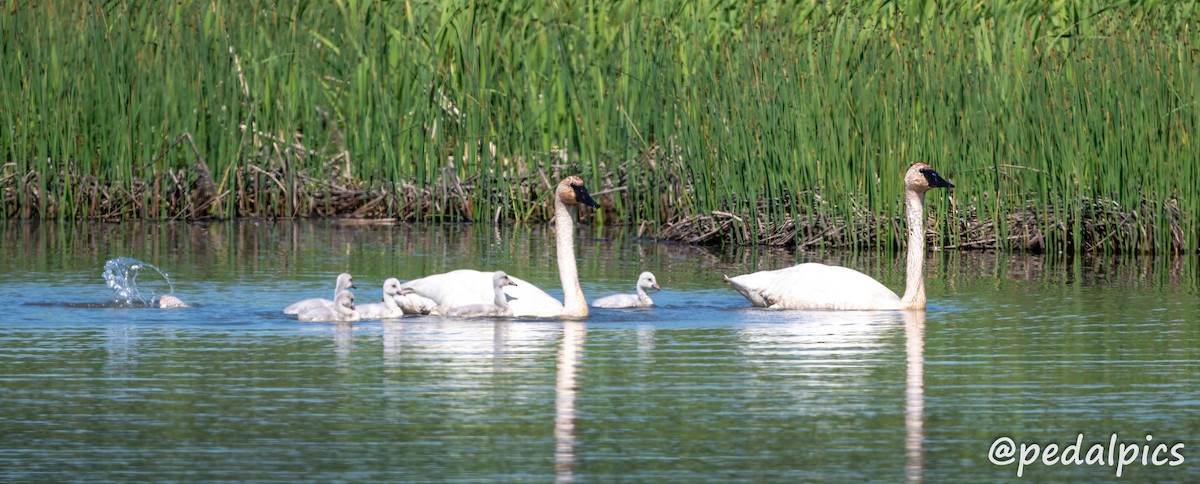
(654, 194, 1189, 254)
(0, 152, 1189, 254)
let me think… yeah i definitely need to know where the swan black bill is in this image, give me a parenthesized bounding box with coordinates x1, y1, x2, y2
(920, 169, 954, 189)
(572, 184, 600, 208)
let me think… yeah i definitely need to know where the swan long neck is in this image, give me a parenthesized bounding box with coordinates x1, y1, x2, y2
(899, 189, 927, 310)
(555, 201, 588, 318)
(493, 282, 509, 309)
(636, 284, 652, 306)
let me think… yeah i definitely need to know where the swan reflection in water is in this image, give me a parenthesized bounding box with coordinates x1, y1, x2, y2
(333, 322, 355, 370)
(383, 320, 404, 370)
(555, 321, 584, 483)
(904, 310, 926, 484)
(377, 318, 559, 385)
(735, 309, 897, 372)
(734, 309, 927, 481)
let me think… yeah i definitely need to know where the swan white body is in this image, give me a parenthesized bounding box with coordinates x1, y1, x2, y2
(414, 269, 559, 315)
(443, 271, 517, 318)
(591, 272, 660, 308)
(401, 176, 599, 319)
(297, 290, 360, 322)
(725, 263, 906, 310)
(356, 278, 407, 319)
(725, 163, 953, 311)
(283, 273, 356, 315)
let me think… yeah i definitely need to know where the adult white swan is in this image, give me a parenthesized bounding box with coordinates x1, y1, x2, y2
(283, 273, 355, 314)
(724, 162, 953, 310)
(591, 271, 659, 308)
(401, 176, 600, 319)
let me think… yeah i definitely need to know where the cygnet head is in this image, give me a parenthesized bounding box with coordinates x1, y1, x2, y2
(905, 162, 954, 193)
(334, 290, 356, 311)
(637, 272, 660, 291)
(382, 277, 405, 297)
(557, 175, 600, 208)
(493, 271, 518, 288)
(336, 273, 357, 291)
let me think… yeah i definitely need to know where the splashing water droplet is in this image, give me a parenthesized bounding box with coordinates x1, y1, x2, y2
(102, 257, 177, 305)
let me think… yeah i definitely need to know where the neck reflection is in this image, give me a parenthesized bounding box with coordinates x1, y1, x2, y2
(333, 322, 354, 372)
(383, 320, 403, 369)
(555, 321, 585, 483)
(904, 310, 926, 483)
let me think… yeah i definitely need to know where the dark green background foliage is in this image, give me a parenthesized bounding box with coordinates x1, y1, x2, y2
(2, 1, 1196, 252)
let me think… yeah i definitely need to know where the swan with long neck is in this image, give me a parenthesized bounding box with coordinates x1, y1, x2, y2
(401, 176, 599, 318)
(283, 273, 356, 315)
(724, 163, 953, 310)
(591, 272, 660, 308)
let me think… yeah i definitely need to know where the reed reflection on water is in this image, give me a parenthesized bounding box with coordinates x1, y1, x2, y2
(0, 221, 1197, 482)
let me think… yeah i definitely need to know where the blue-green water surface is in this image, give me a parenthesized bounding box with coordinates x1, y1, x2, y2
(0, 221, 1197, 482)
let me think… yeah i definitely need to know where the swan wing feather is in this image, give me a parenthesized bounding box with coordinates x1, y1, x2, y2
(591, 293, 643, 308)
(284, 298, 332, 315)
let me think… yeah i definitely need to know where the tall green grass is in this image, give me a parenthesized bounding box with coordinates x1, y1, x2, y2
(1, 0, 1197, 253)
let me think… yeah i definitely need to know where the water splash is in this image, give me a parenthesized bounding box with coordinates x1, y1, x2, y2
(102, 257, 177, 306)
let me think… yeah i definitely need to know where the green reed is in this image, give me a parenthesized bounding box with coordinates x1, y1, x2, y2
(1, 0, 1197, 252)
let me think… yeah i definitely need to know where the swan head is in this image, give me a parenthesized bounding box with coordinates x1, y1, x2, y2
(493, 271, 518, 288)
(335, 290, 356, 310)
(557, 175, 600, 208)
(383, 277, 404, 296)
(336, 273, 357, 291)
(638, 271, 660, 291)
(906, 162, 954, 193)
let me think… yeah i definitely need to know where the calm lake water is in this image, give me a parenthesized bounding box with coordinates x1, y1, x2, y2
(1, 220, 1197, 482)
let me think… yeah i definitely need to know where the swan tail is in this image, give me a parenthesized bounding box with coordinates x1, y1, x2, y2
(723, 275, 770, 307)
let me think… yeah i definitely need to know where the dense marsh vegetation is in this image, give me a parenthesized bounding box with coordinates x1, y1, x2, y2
(1, 1, 1197, 253)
